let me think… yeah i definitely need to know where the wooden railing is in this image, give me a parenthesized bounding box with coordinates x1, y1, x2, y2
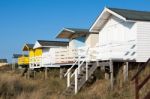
(28, 46, 99, 69)
(29, 48, 79, 69)
(55, 48, 78, 64)
(18, 56, 29, 65)
(98, 40, 136, 60)
(131, 58, 150, 99)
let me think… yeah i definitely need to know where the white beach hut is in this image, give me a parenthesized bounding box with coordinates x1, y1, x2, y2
(90, 7, 150, 62)
(33, 40, 69, 68)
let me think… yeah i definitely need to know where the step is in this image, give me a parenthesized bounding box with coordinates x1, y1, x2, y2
(83, 66, 92, 70)
(63, 61, 98, 95)
(97, 61, 110, 67)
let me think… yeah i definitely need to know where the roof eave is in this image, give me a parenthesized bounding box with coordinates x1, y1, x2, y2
(33, 41, 42, 49)
(56, 28, 75, 39)
(22, 44, 29, 51)
(90, 7, 127, 32)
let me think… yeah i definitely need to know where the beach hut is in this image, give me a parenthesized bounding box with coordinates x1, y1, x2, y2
(90, 7, 150, 62)
(63, 8, 150, 95)
(12, 54, 24, 69)
(18, 55, 29, 66)
(57, 28, 99, 79)
(0, 59, 8, 67)
(22, 44, 42, 69)
(57, 28, 99, 61)
(89, 7, 150, 89)
(33, 40, 69, 68)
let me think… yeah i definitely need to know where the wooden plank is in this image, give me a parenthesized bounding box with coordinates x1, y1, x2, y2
(123, 62, 129, 82)
(135, 77, 139, 99)
(138, 74, 150, 90)
(27, 68, 30, 79)
(45, 67, 48, 80)
(109, 59, 114, 90)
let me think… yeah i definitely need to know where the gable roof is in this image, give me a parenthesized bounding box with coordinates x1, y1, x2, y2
(66, 28, 89, 33)
(90, 7, 150, 32)
(56, 28, 97, 39)
(109, 8, 150, 21)
(12, 54, 28, 58)
(34, 40, 69, 49)
(22, 44, 34, 51)
(0, 59, 7, 63)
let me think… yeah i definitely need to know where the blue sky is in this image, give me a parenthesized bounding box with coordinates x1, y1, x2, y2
(0, 0, 150, 62)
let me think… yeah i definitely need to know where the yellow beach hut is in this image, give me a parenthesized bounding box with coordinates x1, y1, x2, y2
(22, 44, 42, 68)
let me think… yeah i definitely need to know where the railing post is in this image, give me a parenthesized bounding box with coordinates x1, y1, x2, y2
(75, 69, 78, 94)
(86, 61, 88, 81)
(86, 49, 88, 81)
(67, 70, 71, 87)
(67, 46, 69, 63)
(78, 55, 80, 74)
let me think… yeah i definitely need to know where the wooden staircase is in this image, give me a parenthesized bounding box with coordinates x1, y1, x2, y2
(131, 58, 150, 99)
(63, 62, 98, 95)
(63, 46, 102, 95)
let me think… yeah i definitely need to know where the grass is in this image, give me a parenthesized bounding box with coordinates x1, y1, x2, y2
(0, 64, 149, 99)
(0, 66, 66, 99)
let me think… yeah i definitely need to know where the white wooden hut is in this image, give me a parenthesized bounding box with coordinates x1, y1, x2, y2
(62, 8, 150, 95)
(90, 7, 150, 62)
(57, 28, 99, 61)
(33, 40, 69, 68)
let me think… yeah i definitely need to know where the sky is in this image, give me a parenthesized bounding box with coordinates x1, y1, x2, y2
(0, 0, 150, 62)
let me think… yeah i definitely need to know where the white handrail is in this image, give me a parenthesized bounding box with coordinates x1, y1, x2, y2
(65, 46, 89, 89)
(71, 47, 89, 78)
(64, 60, 78, 77)
(71, 58, 86, 77)
(64, 46, 89, 77)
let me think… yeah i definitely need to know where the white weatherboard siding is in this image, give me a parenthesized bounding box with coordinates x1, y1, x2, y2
(98, 15, 137, 60)
(69, 39, 76, 48)
(42, 47, 71, 67)
(136, 22, 150, 62)
(42, 47, 60, 67)
(85, 34, 99, 48)
(42, 48, 52, 66)
(69, 37, 86, 48)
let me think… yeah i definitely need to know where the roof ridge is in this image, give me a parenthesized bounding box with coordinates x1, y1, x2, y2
(37, 40, 69, 43)
(108, 7, 150, 13)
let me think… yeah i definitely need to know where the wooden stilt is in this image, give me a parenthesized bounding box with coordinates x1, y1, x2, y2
(135, 77, 139, 99)
(27, 68, 30, 79)
(109, 59, 114, 90)
(25, 72, 27, 79)
(12, 59, 14, 70)
(123, 62, 129, 82)
(67, 70, 71, 87)
(105, 72, 110, 80)
(60, 68, 64, 79)
(33, 69, 36, 79)
(12, 59, 16, 71)
(45, 67, 48, 80)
